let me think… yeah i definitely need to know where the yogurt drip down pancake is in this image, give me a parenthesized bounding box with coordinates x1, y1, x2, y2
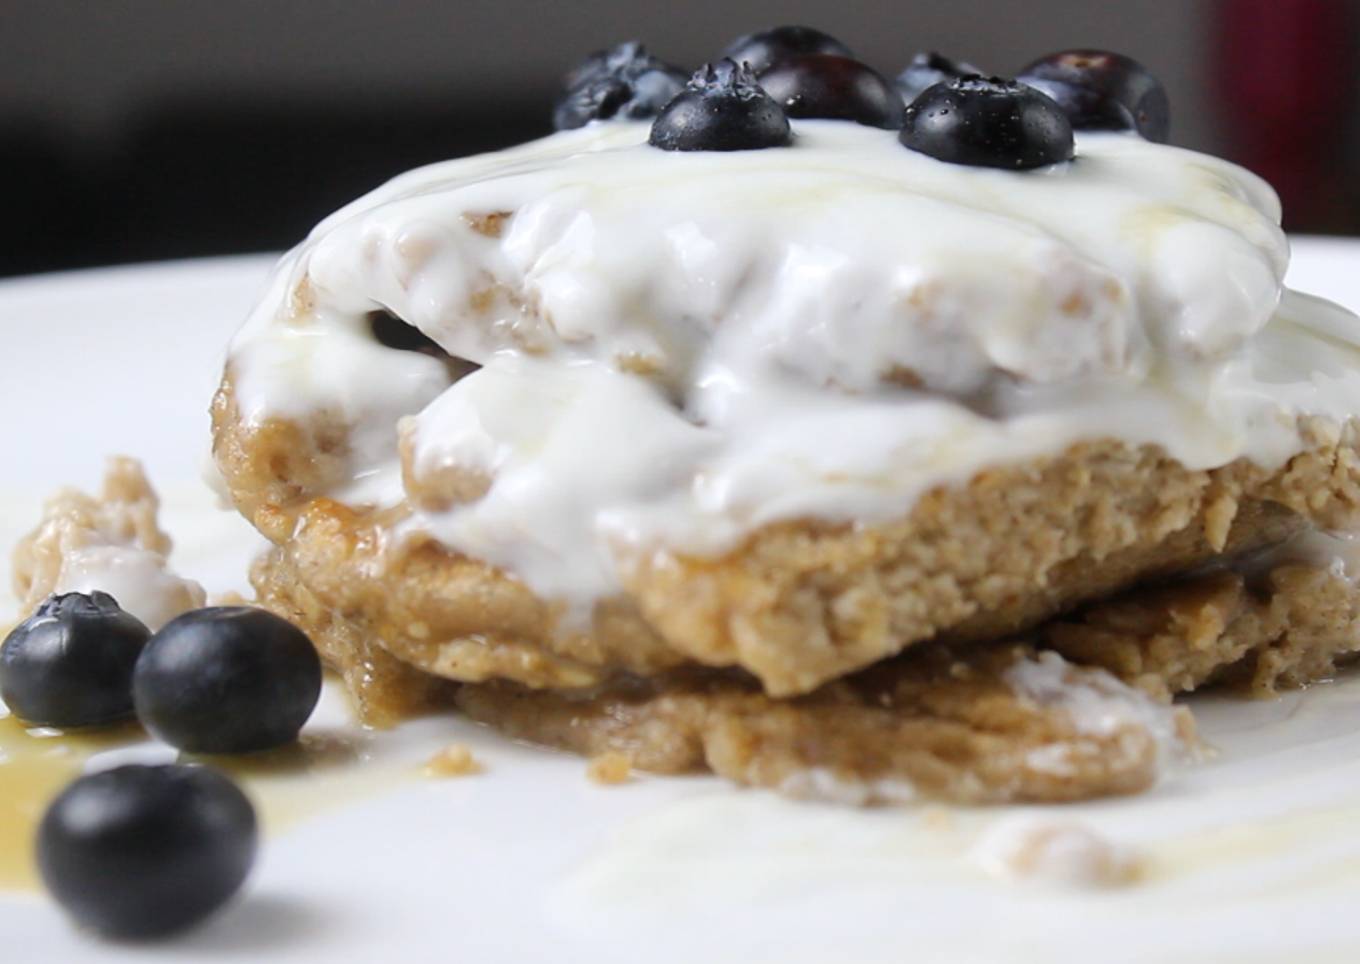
(212, 34, 1360, 804)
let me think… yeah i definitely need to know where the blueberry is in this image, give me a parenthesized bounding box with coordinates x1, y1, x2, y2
(0, 592, 150, 728)
(553, 41, 687, 130)
(895, 51, 983, 104)
(38, 764, 256, 938)
(720, 25, 853, 75)
(649, 60, 791, 152)
(757, 54, 903, 129)
(560, 40, 637, 90)
(1018, 50, 1169, 142)
(900, 76, 1075, 170)
(133, 607, 321, 754)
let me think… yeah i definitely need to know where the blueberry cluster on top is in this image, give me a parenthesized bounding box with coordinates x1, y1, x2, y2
(552, 25, 1170, 168)
(723, 26, 901, 130)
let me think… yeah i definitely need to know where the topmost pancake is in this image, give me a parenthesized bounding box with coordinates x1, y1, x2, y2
(212, 118, 1360, 695)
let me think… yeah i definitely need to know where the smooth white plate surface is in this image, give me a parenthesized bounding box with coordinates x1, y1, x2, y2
(3, 241, 1360, 963)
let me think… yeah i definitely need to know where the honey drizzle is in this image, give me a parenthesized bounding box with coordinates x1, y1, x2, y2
(0, 715, 385, 893)
(0, 715, 145, 890)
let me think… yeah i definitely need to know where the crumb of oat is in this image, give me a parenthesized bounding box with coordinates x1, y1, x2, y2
(10, 457, 205, 630)
(972, 816, 1142, 888)
(586, 751, 632, 785)
(423, 744, 481, 777)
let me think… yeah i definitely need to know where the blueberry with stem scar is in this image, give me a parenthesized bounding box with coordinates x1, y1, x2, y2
(0, 592, 150, 728)
(649, 60, 792, 152)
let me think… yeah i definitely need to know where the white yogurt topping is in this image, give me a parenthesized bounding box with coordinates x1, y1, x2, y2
(973, 815, 1140, 888)
(54, 546, 203, 632)
(11, 458, 207, 631)
(1005, 651, 1192, 781)
(225, 120, 1360, 614)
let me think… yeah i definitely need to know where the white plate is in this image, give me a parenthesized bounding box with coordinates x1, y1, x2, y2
(3, 242, 1360, 963)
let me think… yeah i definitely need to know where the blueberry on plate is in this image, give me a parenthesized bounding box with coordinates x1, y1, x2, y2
(720, 25, 853, 75)
(553, 41, 687, 130)
(1018, 49, 1169, 142)
(0, 592, 150, 728)
(649, 60, 792, 152)
(895, 51, 983, 104)
(758, 54, 903, 129)
(38, 764, 257, 939)
(900, 76, 1075, 170)
(132, 607, 322, 754)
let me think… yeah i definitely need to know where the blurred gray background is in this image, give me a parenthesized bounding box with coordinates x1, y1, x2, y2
(2, 0, 1357, 276)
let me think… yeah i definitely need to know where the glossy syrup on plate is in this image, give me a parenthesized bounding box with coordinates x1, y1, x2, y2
(0, 716, 141, 890)
(0, 684, 441, 893)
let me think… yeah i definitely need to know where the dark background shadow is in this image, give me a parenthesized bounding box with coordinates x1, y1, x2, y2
(2, 0, 1356, 277)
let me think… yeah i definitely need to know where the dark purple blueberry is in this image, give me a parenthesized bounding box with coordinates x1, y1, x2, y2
(553, 41, 687, 130)
(132, 607, 321, 754)
(895, 51, 983, 104)
(39, 764, 257, 938)
(560, 39, 643, 89)
(720, 25, 853, 75)
(0, 592, 150, 728)
(1018, 49, 1169, 142)
(900, 76, 1075, 170)
(649, 60, 791, 152)
(758, 54, 903, 128)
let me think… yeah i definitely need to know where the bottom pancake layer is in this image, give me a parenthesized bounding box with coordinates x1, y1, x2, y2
(252, 542, 1360, 804)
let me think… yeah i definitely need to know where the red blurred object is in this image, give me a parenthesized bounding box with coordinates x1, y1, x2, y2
(1214, 0, 1356, 230)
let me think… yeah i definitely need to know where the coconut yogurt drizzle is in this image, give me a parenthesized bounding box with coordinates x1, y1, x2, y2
(225, 120, 1360, 619)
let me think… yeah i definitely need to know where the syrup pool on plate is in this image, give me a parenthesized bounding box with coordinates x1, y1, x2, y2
(0, 683, 459, 892)
(0, 714, 142, 890)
